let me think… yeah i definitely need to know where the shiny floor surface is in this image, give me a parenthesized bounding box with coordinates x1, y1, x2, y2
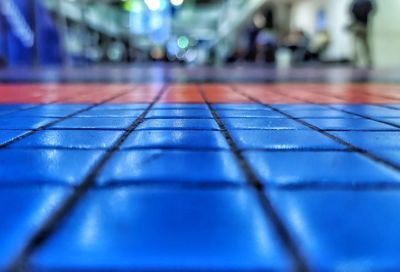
(2, 70, 400, 271)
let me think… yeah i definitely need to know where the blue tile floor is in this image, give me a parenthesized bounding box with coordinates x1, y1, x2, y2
(1, 102, 400, 271)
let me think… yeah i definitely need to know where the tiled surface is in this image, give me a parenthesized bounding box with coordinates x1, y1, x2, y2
(245, 151, 400, 187)
(97, 150, 245, 185)
(0, 149, 104, 186)
(30, 188, 292, 271)
(267, 189, 400, 271)
(1, 81, 400, 271)
(121, 130, 229, 150)
(9, 130, 124, 149)
(0, 186, 71, 270)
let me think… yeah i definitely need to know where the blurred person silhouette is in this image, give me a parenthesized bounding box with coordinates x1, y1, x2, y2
(349, 0, 376, 68)
(286, 30, 310, 63)
(255, 28, 277, 64)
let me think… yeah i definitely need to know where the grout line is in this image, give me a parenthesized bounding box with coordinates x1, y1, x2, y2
(198, 84, 309, 272)
(0, 105, 40, 117)
(231, 85, 400, 176)
(0, 90, 137, 149)
(275, 89, 400, 130)
(7, 85, 168, 271)
(327, 107, 400, 129)
(275, 88, 400, 129)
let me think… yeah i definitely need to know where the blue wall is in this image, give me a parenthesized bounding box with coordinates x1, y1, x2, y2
(1, 0, 62, 67)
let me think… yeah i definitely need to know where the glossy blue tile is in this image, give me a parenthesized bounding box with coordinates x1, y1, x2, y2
(121, 130, 228, 149)
(137, 119, 219, 130)
(0, 105, 32, 115)
(0, 105, 31, 110)
(92, 104, 148, 110)
(231, 130, 345, 150)
(7, 105, 88, 117)
(369, 149, 400, 167)
(216, 109, 285, 118)
(331, 105, 388, 111)
(147, 109, 212, 119)
(51, 117, 133, 130)
(331, 131, 400, 150)
(386, 105, 400, 110)
(376, 118, 400, 128)
(280, 109, 357, 119)
(212, 104, 266, 110)
(303, 118, 397, 131)
(267, 189, 400, 271)
(274, 104, 328, 111)
(75, 109, 144, 118)
(153, 104, 208, 110)
(0, 117, 55, 129)
(222, 118, 307, 130)
(0, 108, 20, 117)
(9, 130, 124, 149)
(0, 130, 30, 145)
(98, 150, 245, 185)
(0, 149, 104, 186)
(30, 188, 293, 271)
(0, 186, 70, 270)
(245, 151, 400, 186)
(334, 106, 400, 118)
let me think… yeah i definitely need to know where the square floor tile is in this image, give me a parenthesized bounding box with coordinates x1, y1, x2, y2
(0, 117, 55, 129)
(92, 104, 148, 110)
(303, 118, 398, 131)
(245, 151, 400, 187)
(0, 130, 30, 146)
(98, 150, 245, 185)
(9, 130, 124, 149)
(121, 130, 228, 149)
(212, 104, 265, 110)
(0, 107, 24, 116)
(0, 186, 70, 270)
(0, 149, 104, 186)
(274, 105, 328, 111)
(30, 188, 293, 271)
(375, 118, 400, 128)
(279, 109, 357, 119)
(0, 105, 32, 114)
(331, 131, 400, 150)
(267, 189, 400, 271)
(385, 105, 400, 110)
(7, 105, 89, 117)
(222, 118, 307, 130)
(231, 130, 345, 150)
(216, 109, 285, 118)
(368, 149, 400, 168)
(75, 109, 144, 118)
(153, 104, 208, 110)
(337, 107, 400, 118)
(147, 109, 212, 119)
(331, 105, 389, 112)
(137, 119, 219, 130)
(51, 117, 133, 130)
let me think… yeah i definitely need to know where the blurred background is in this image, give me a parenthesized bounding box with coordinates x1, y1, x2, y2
(0, 0, 397, 69)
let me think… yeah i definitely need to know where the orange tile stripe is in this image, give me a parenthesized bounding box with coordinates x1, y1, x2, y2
(1, 83, 400, 104)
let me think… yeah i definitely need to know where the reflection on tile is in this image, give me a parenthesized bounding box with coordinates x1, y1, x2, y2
(245, 151, 400, 186)
(10, 130, 124, 149)
(231, 130, 345, 150)
(267, 189, 400, 271)
(98, 150, 245, 185)
(121, 130, 229, 149)
(31, 188, 293, 271)
(0, 149, 104, 186)
(0, 186, 70, 270)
